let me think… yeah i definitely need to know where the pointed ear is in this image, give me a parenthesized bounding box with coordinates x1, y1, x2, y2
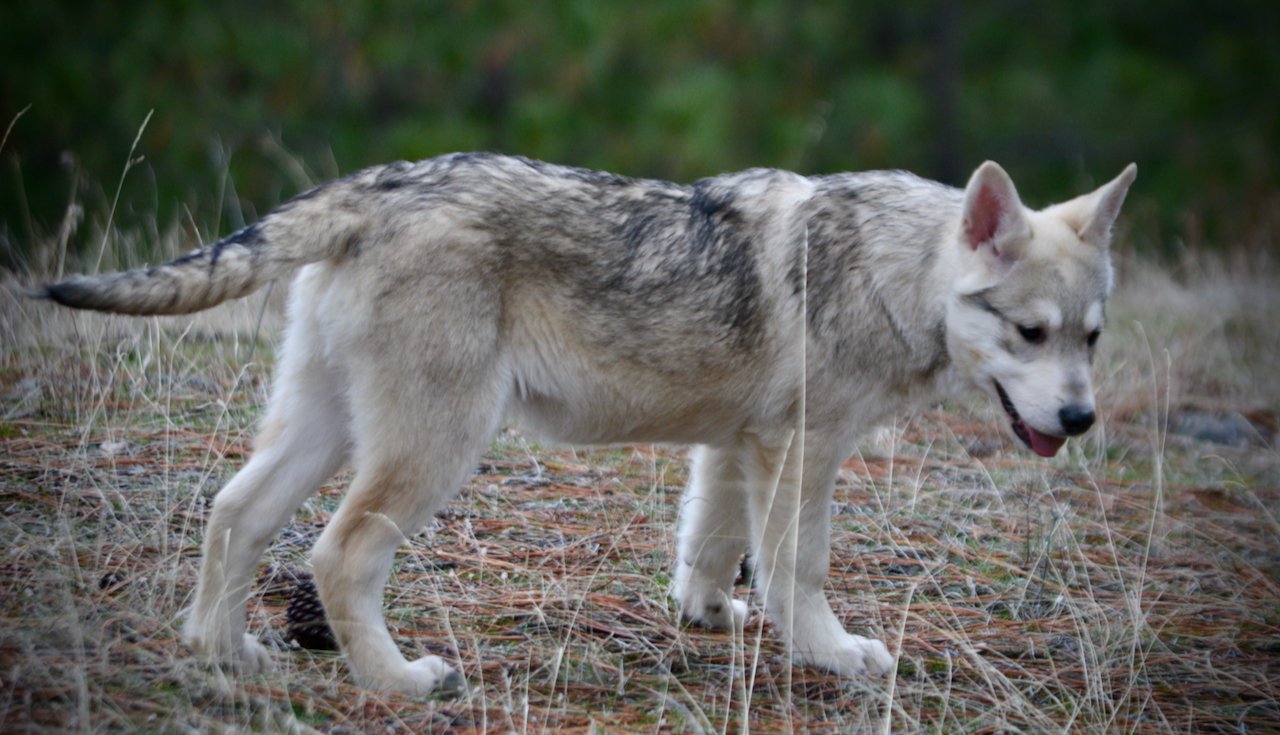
(960, 161, 1032, 265)
(1056, 163, 1138, 247)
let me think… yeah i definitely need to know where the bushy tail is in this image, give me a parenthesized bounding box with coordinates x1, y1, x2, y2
(39, 177, 367, 316)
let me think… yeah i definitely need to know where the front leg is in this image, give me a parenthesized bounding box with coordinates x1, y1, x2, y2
(673, 445, 750, 630)
(745, 430, 895, 677)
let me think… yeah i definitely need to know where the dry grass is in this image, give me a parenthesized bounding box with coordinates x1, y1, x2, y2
(1, 228, 1277, 733)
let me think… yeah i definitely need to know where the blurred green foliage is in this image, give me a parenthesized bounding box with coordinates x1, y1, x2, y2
(2, 0, 1276, 261)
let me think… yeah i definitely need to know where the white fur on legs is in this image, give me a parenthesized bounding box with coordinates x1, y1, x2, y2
(183, 437, 343, 669)
(183, 321, 349, 671)
(673, 562, 749, 630)
(789, 591, 895, 676)
(309, 358, 506, 695)
(309, 449, 476, 695)
(673, 445, 749, 630)
(745, 430, 896, 678)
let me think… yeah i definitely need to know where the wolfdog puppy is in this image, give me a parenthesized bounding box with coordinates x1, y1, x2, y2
(41, 153, 1135, 693)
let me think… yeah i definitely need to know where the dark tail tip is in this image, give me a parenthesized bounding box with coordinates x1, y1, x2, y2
(36, 278, 99, 310)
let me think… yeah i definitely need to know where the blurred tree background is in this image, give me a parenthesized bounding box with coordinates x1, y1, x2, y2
(1, 0, 1276, 264)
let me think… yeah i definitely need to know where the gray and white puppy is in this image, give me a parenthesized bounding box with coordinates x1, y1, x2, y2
(42, 153, 1136, 693)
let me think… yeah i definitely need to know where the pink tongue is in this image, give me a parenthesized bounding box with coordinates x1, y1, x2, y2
(1025, 423, 1067, 457)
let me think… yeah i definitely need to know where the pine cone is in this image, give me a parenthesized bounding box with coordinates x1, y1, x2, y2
(284, 574, 338, 651)
(258, 562, 305, 601)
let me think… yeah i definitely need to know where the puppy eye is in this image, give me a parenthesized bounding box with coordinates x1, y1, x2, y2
(1087, 329, 1101, 347)
(1017, 325, 1046, 344)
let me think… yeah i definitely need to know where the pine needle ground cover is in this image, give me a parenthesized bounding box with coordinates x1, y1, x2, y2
(2, 254, 1277, 733)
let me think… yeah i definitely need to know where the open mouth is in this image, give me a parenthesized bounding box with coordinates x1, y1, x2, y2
(994, 381, 1067, 458)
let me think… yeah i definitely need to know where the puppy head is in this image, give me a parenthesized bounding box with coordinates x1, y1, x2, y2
(946, 162, 1136, 456)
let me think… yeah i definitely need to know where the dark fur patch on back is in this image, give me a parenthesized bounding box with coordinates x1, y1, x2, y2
(588, 180, 765, 352)
(373, 160, 416, 190)
(803, 188, 866, 334)
(687, 182, 762, 344)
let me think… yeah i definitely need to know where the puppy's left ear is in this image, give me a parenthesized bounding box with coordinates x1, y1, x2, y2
(1054, 164, 1138, 248)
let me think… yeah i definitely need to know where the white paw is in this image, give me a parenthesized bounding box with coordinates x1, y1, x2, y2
(674, 584, 747, 631)
(673, 564, 747, 630)
(363, 656, 465, 697)
(238, 633, 275, 674)
(184, 624, 274, 674)
(798, 634, 895, 677)
(682, 597, 749, 630)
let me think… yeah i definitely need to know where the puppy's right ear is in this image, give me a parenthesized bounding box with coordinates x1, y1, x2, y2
(960, 161, 1032, 274)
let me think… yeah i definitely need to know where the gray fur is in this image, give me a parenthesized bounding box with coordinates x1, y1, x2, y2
(40, 153, 1136, 693)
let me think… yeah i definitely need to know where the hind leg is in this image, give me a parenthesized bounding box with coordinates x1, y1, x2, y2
(184, 327, 350, 670)
(310, 369, 506, 695)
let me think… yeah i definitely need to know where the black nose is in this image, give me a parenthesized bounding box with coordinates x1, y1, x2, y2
(1059, 405, 1095, 436)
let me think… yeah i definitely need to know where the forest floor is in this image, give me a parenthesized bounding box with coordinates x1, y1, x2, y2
(2, 252, 1278, 733)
